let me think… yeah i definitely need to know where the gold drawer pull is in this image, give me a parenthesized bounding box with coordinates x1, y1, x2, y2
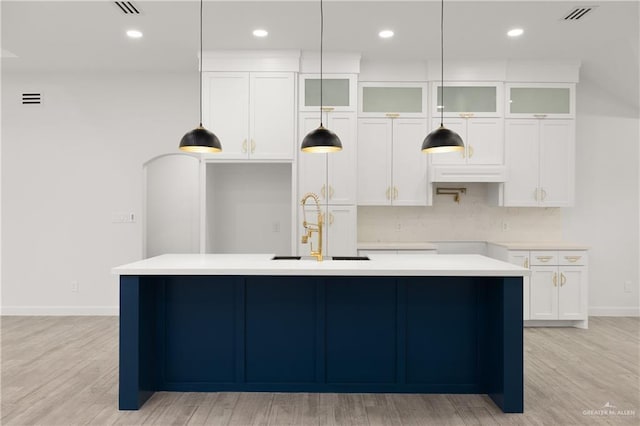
(385, 113, 400, 118)
(459, 113, 474, 118)
(565, 256, 581, 263)
(321, 107, 335, 112)
(533, 114, 548, 118)
(536, 256, 553, 262)
(553, 273, 557, 287)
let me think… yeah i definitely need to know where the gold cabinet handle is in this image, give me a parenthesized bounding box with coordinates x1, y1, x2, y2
(553, 273, 557, 287)
(537, 256, 553, 262)
(386, 187, 391, 200)
(321, 185, 326, 199)
(560, 273, 566, 286)
(394, 187, 398, 200)
(321, 107, 335, 112)
(468, 145, 474, 158)
(385, 113, 400, 118)
(462, 148, 466, 159)
(534, 189, 539, 201)
(250, 139, 256, 154)
(564, 256, 581, 263)
(541, 189, 547, 201)
(524, 258, 529, 268)
(459, 113, 474, 118)
(242, 139, 248, 153)
(329, 185, 334, 200)
(533, 114, 548, 119)
(329, 212, 334, 225)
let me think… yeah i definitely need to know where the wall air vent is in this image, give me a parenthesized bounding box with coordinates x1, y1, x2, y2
(562, 6, 596, 21)
(114, 1, 140, 15)
(22, 93, 41, 105)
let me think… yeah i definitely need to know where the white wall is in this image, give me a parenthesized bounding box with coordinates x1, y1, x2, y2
(1, 71, 197, 314)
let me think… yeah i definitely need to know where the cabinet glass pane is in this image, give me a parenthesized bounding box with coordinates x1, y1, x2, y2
(305, 79, 350, 106)
(509, 88, 570, 114)
(437, 86, 496, 113)
(362, 87, 423, 113)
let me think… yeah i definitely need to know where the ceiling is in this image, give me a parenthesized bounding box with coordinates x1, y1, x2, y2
(2, 1, 639, 110)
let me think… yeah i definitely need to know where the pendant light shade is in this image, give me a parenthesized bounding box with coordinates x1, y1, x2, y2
(421, 125, 464, 153)
(301, 125, 342, 153)
(179, 126, 222, 153)
(423, 0, 464, 154)
(179, 0, 222, 153)
(301, 0, 342, 153)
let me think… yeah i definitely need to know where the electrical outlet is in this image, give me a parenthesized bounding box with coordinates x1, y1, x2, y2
(71, 281, 80, 293)
(501, 221, 509, 232)
(128, 212, 136, 223)
(624, 281, 633, 293)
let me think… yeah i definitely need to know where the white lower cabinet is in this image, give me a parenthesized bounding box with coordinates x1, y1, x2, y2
(298, 205, 357, 257)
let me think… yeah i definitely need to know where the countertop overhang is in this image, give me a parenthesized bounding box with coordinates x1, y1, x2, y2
(112, 253, 529, 277)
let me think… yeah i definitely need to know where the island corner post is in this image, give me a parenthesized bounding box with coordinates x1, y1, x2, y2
(118, 273, 523, 413)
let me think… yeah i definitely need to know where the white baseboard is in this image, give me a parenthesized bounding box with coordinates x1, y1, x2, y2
(1, 306, 119, 316)
(589, 307, 640, 317)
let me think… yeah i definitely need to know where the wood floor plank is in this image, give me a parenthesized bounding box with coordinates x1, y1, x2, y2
(1, 316, 638, 425)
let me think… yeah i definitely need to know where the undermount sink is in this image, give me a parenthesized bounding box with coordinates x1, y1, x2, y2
(271, 255, 370, 261)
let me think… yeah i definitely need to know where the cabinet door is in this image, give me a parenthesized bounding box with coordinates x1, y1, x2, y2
(357, 119, 392, 205)
(326, 206, 357, 256)
(359, 83, 428, 118)
(433, 82, 502, 118)
(508, 251, 531, 320)
(250, 73, 295, 160)
(506, 84, 575, 119)
(466, 118, 504, 165)
(558, 267, 586, 320)
(300, 74, 357, 112)
(298, 113, 328, 202)
(327, 113, 357, 205)
(539, 120, 574, 207)
(530, 266, 558, 320)
(202, 72, 249, 159)
(503, 120, 540, 206)
(392, 119, 428, 206)
(428, 118, 467, 165)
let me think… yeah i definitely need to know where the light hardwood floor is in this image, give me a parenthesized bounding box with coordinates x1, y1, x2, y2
(1, 316, 638, 425)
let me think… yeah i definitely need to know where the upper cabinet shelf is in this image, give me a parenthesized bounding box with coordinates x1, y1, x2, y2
(299, 73, 357, 112)
(358, 82, 428, 118)
(431, 82, 503, 118)
(506, 83, 575, 119)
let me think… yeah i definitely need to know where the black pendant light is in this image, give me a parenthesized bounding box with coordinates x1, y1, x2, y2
(301, 0, 342, 153)
(422, 0, 464, 154)
(179, 0, 222, 153)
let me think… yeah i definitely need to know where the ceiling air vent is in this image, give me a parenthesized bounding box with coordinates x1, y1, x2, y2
(562, 6, 596, 21)
(114, 1, 140, 15)
(22, 93, 41, 105)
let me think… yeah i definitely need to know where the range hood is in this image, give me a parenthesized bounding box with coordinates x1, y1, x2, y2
(429, 165, 507, 183)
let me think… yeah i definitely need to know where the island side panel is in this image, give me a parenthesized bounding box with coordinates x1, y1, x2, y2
(119, 275, 158, 410)
(481, 276, 524, 413)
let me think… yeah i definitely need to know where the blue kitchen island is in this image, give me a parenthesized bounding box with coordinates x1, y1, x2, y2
(113, 254, 527, 413)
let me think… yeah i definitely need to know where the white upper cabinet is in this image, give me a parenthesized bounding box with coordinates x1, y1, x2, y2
(506, 83, 575, 119)
(358, 82, 428, 118)
(429, 118, 503, 166)
(298, 111, 357, 205)
(299, 74, 357, 112)
(202, 72, 295, 160)
(358, 118, 428, 206)
(503, 119, 574, 207)
(431, 82, 503, 118)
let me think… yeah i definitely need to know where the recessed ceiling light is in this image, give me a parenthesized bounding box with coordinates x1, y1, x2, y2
(507, 28, 524, 37)
(126, 29, 143, 39)
(253, 29, 269, 38)
(379, 30, 394, 39)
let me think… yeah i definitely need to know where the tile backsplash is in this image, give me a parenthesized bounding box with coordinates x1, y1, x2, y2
(358, 183, 562, 242)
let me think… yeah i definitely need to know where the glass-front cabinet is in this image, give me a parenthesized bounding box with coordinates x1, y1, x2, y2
(358, 82, 428, 118)
(431, 82, 503, 118)
(506, 83, 575, 119)
(299, 73, 357, 112)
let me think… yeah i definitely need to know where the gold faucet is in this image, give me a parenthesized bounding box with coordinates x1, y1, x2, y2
(300, 192, 323, 261)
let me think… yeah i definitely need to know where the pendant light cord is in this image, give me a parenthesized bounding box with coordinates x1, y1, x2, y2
(199, 0, 203, 127)
(440, 0, 444, 127)
(319, 0, 324, 127)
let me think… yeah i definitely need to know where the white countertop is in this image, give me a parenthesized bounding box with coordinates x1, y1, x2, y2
(112, 254, 528, 277)
(489, 242, 590, 250)
(357, 242, 438, 250)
